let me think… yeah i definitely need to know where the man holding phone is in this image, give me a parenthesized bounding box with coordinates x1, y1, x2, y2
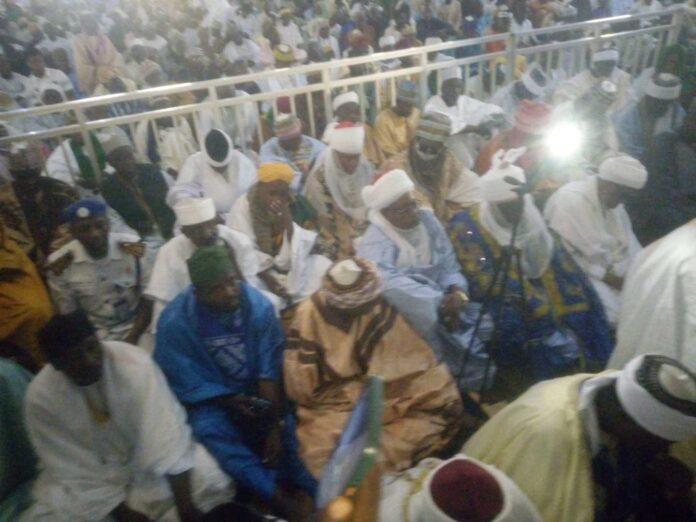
(154, 246, 316, 522)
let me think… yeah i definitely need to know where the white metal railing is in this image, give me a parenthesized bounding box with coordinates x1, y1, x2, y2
(0, 6, 685, 181)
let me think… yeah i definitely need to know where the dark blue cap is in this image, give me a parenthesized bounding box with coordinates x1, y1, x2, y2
(61, 198, 107, 223)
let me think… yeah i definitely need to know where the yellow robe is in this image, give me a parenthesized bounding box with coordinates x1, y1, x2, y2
(0, 224, 53, 365)
(373, 108, 421, 159)
(464, 373, 595, 522)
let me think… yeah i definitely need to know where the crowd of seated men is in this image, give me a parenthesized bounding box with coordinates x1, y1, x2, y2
(3, 0, 696, 520)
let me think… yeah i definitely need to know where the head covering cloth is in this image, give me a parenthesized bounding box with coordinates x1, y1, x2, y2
(617, 354, 696, 442)
(319, 257, 383, 310)
(187, 245, 237, 287)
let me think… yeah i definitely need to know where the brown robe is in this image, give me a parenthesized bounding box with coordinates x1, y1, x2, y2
(284, 294, 463, 477)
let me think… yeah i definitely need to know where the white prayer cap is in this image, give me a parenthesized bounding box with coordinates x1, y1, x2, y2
(362, 169, 414, 211)
(203, 128, 234, 168)
(598, 154, 648, 190)
(332, 91, 359, 111)
(350, 2, 365, 16)
(102, 130, 133, 156)
(173, 197, 216, 226)
(556, 4, 577, 19)
(166, 182, 205, 208)
(410, 456, 542, 522)
(329, 121, 365, 154)
(520, 64, 547, 97)
(379, 35, 396, 48)
(128, 38, 146, 50)
(441, 65, 463, 82)
(617, 354, 696, 442)
(645, 72, 682, 101)
(481, 148, 527, 203)
(328, 258, 363, 285)
(425, 36, 442, 46)
(592, 46, 619, 63)
(39, 82, 67, 104)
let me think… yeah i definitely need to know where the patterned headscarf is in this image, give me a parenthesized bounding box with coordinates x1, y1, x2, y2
(319, 257, 382, 310)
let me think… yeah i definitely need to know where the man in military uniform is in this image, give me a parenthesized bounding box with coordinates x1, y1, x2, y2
(46, 198, 152, 343)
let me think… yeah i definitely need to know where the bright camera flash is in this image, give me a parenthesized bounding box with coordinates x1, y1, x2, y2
(545, 122, 583, 158)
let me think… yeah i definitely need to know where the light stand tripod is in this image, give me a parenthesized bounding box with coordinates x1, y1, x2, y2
(458, 177, 530, 405)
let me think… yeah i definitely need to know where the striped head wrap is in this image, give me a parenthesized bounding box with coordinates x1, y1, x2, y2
(415, 112, 452, 143)
(319, 257, 382, 310)
(274, 113, 302, 141)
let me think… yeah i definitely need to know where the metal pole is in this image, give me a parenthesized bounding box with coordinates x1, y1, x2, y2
(75, 108, 102, 187)
(505, 32, 517, 86)
(321, 66, 333, 127)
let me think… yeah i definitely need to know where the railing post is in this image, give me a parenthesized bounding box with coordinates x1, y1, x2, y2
(321, 65, 333, 128)
(666, 6, 685, 46)
(505, 32, 517, 86)
(208, 85, 222, 129)
(418, 47, 429, 105)
(75, 108, 102, 187)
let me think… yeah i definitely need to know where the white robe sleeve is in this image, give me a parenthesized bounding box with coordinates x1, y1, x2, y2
(544, 191, 611, 280)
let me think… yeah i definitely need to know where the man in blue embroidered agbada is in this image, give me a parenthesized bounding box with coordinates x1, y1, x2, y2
(154, 245, 315, 521)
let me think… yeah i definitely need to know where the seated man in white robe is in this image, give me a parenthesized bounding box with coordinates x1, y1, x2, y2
(134, 97, 196, 179)
(612, 72, 685, 160)
(551, 79, 621, 173)
(544, 155, 647, 326)
(608, 220, 696, 370)
(223, 23, 262, 70)
(176, 129, 256, 219)
(379, 455, 541, 522)
(23, 311, 233, 521)
(464, 354, 696, 522)
(424, 69, 505, 166)
(490, 64, 548, 128)
(136, 196, 275, 342)
(553, 45, 632, 112)
(197, 86, 260, 151)
(226, 162, 331, 310)
(356, 169, 490, 393)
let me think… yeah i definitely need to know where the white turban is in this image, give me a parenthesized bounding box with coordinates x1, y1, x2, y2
(598, 155, 648, 190)
(617, 355, 696, 442)
(441, 65, 463, 82)
(592, 48, 619, 63)
(645, 72, 682, 100)
(409, 456, 543, 522)
(481, 148, 527, 203)
(328, 258, 362, 285)
(173, 197, 216, 226)
(332, 91, 359, 112)
(520, 64, 547, 97)
(361, 169, 414, 211)
(329, 122, 365, 154)
(102, 130, 133, 156)
(166, 182, 205, 208)
(379, 35, 396, 47)
(128, 37, 146, 50)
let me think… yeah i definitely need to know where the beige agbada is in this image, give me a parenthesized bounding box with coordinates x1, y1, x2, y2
(284, 294, 463, 478)
(464, 373, 595, 522)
